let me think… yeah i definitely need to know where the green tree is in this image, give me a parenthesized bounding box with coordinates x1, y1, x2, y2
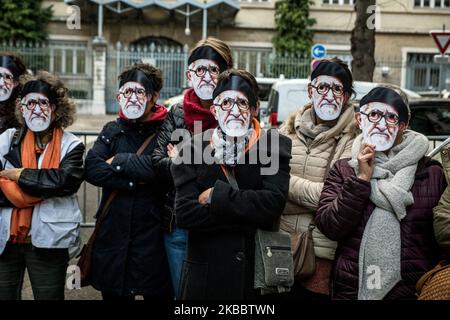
(273, 0, 316, 56)
(0, 0, 53, 43)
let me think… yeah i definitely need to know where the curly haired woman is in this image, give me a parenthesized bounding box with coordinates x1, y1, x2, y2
(0, 71, 85, 300)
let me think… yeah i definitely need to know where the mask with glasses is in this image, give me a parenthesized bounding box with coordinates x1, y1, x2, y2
(21, 98, 52, 111)
(0, 71, 15, 85)
(214, 97, 250, 112)
(360, 109, 399, 125)
(189, 65, 220, 78)
(120, 87, 147, 99)
(311, 82, 345, 97)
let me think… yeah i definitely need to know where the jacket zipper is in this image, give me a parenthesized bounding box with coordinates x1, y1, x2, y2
(265, 245, 291, 257)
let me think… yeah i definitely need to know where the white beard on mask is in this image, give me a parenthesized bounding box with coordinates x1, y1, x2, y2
(311, 75, 344, 121)
(189, 59, 218, 100)
(213, 90, 251, 137)
(21, 93, 53, 132)
(118, 82, 147, 120)
(212, 127, 253, 166)
(0, 87, 12, 102)
(360, 102, 399, 152)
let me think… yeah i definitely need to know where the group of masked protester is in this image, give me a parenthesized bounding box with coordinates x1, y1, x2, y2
(0, 37, 449, 301)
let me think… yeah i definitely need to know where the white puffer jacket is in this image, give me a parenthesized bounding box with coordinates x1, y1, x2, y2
(279, 103, 359, 260)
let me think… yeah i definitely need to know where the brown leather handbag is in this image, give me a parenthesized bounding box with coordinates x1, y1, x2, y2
(416, 260, 450, 300)
(290, 139, 338, 281)
(77, 133, 155, 287)
(291, 223, 316, 281)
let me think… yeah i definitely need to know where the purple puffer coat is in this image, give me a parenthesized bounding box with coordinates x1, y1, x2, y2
(315, 157, 446, 300)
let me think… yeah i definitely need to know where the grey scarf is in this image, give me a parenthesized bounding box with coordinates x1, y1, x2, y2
(211, 127, 253, 167)
(296, 107, 332, 140)
(348, 130, 429, 300)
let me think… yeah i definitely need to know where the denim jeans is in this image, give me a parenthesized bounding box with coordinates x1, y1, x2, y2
(164, 226, 187, 299)
(0, 243, 69, 300)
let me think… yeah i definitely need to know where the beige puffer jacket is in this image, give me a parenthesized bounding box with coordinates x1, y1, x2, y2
(433, 146, 450, 256)
(278, 103, 359, 260)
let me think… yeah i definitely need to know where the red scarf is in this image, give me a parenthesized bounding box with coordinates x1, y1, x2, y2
(183, 88, 217, 134)
(119, 103, 168, 123)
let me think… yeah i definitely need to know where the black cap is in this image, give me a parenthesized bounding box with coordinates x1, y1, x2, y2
(359, 87, 410, 125)
(188, 46, 228, 72)
(311, 60, 352, 94)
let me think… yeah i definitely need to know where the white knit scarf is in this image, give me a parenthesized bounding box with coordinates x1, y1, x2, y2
(348, 130, 429, 300)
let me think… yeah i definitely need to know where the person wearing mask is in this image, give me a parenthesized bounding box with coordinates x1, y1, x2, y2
(152, 37, 233, 298)
(315, 85, 446, 300)
(171, 69, 292, 299)
(278, 58, 358, 299)
(0, 53, 27, 134)
(85, 63, 172, 300)
(0, 71, 84, 300)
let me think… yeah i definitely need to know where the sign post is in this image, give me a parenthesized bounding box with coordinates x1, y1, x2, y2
(430, 26, 450, 98)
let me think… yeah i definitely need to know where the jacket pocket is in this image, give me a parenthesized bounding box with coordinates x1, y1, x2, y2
(179, 259, 208, 300)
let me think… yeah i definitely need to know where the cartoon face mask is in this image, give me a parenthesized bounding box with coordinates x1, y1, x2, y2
(21, 93, 54, 132)
(359, 102, 400, 152)
(0, 67, 16, 102)
(188, 59, 220, 100)
(310, 75, 346, 121)
(213, 90, 251, 137)
(118, 81, 148, 120)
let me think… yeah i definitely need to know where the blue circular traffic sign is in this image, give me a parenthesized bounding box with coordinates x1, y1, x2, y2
(311, 44, 327, 59)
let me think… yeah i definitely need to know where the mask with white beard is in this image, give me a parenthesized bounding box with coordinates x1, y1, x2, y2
(310, 75, 345, 121)
(21, 93, 53, 132)
(118, 81, 147, 120)
(359, 102, 400, 152)
(188, 59, 219, 100)
(0, 67, 16, 102)
(213, 90, 252, 137)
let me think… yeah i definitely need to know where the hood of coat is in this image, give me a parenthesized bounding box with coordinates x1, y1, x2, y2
(279, 102, 359, 144)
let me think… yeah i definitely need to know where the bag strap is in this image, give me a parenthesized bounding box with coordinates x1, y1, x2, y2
(323, 138, 338, 183)
(95, 132, 156, 226)
(220, 164, 239, 190)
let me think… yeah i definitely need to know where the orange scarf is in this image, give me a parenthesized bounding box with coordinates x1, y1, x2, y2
(0, 127, 62, 243)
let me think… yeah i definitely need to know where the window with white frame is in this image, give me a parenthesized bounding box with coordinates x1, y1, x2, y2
(323, 0, 354, 5)
(414, 0, 450, 8)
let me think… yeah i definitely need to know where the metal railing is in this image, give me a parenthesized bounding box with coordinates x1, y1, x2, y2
(72, 131, 450, 227)
(70, 131, 101, 228)
(0, 41, 94, 99)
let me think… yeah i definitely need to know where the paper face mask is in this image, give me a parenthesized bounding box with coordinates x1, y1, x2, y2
(0, 67, 15, 102)
(188, 59, 219, 100)
(21, 93, 53, 132)
(359, 102, 400, 152)
(311, 75, 345, 121)
(213, 90, 251, 137)
(118, 81, 147, 120)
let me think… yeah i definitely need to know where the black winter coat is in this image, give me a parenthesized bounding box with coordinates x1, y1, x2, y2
(152, 104, 187, 185)
(171, 129, 292, 299)
(85, 118, 172, 297)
